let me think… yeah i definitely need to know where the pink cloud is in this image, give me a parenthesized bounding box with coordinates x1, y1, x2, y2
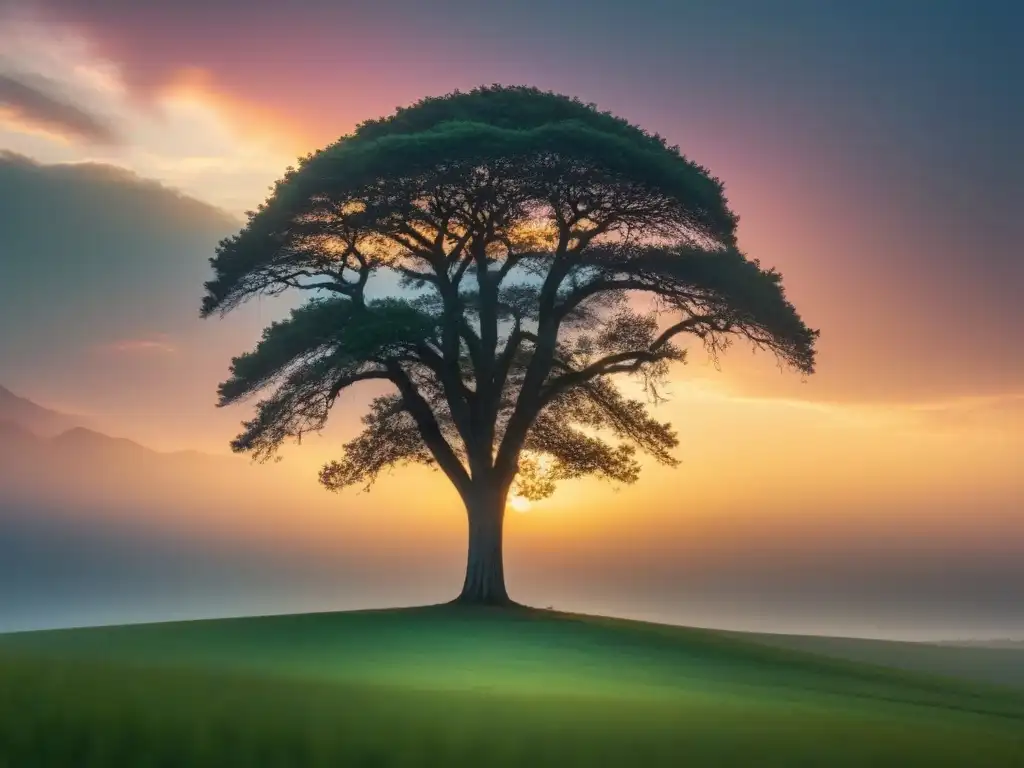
(96, 336, 177, 355)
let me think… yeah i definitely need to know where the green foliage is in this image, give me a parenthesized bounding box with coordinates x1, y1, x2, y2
(353, 85, 681, 151)
(219, 297, 440, 461)
(201, 85, 818, 505)
(319, 395, 433, 490)
(217, 298, 359, 406)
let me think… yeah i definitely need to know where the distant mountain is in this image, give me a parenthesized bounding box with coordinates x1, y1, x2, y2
(0, 418, 37, 442)
(50, 426, 152, 460)
(0, 406, 298, 526)
(0, 418, 211, 490)
(0, 406, 202, 511)
(0, 385, 86, 436)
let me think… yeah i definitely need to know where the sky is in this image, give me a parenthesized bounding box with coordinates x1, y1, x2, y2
(0, 0, 1021, 639)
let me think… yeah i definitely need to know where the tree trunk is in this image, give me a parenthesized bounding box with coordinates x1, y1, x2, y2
(455, 488, 511, 606)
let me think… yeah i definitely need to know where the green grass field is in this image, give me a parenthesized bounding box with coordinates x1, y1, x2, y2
(738, 631, 1024, 691)
(0, 606, 1022, 766)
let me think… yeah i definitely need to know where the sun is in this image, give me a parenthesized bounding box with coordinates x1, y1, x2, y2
(508, 495, 532, 513)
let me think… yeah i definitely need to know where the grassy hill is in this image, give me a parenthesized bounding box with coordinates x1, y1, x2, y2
(736, 630, 1024, 691)
(0, 606, 1022, 766)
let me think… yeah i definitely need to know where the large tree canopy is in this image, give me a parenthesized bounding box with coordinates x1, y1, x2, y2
(202, 85, 818, 604)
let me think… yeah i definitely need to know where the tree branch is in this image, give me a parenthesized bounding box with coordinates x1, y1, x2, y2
(326, 370, 393, 407)
(493, 224, 573, 480)
(538, 316, 706, 406)
(386, 361, 471, 495)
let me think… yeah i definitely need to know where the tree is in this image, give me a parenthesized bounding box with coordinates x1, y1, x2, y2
(201, 86, 818, 606)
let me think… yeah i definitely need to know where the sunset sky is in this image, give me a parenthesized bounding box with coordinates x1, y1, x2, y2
(1, 0, 1021, 638)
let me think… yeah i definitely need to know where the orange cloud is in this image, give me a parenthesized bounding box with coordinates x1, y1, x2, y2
(96, 336, 178, 355)
(0, 105, 77, 144)
(159, 67, 320, 157)
(0, 71, 120, 145)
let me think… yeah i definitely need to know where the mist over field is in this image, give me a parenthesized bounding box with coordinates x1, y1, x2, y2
(2, 411, 1021, 640)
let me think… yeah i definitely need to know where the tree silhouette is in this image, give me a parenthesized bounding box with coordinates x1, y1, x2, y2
(201, 86, 818, 605)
